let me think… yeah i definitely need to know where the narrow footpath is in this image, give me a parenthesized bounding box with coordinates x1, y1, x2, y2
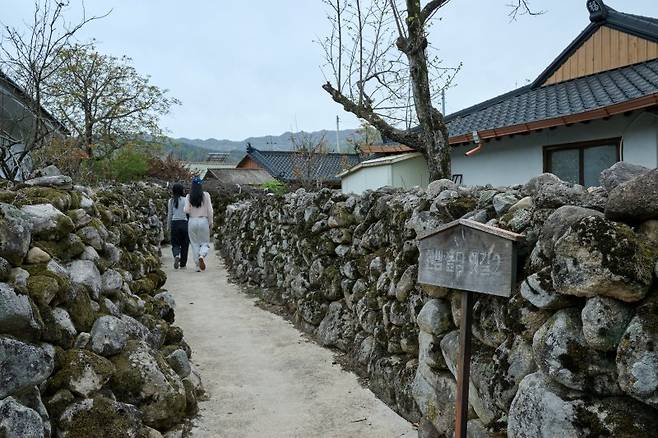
(162, 246, 415, 438)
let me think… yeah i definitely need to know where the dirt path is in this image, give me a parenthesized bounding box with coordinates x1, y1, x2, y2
(162, 246, 415, 438)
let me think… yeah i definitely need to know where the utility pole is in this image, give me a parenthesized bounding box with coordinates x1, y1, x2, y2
(336, 115, 341, 153)
(442, 89, 446, 115)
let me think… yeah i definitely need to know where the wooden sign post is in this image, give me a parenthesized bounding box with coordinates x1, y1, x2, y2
(417, 219, 523, 438)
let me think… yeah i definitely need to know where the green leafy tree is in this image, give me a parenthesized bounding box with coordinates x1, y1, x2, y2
(46, 43, 180, 158)
(0, 0, 106, 179)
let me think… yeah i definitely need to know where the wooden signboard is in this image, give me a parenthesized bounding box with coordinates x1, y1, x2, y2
(417, 218, 523, 438)
(418, 219, 521, 297)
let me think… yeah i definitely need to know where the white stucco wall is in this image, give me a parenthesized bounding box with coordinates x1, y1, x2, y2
(391, 155, 431, 189)
(341, 155, 431, 194)
(341, 164, 391, 195)
(451, 111, 658, 187)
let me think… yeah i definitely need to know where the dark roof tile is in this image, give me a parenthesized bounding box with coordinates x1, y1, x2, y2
(246, 146, 361, 182)
(445, 59, 658, 138)
(206, 168, 272, 185)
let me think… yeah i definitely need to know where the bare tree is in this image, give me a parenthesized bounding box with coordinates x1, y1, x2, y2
(320, 0, 540, 181)
(0, 0, 107, 179)
(291, 131, 328, 188)
(345, 119, 382, 157)
(46, 43, 180, 158)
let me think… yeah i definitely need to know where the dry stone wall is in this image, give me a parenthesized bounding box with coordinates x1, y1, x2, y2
(0, 169, 202, 438)
(220, 163, 658, 437)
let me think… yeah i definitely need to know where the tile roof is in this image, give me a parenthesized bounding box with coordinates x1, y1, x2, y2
(445, 59, 658, 139)
(0, 69, 69, 135)
(205, 168, 272, 185)
(338, 152, 423, 177)
(533, 4, 658, 87)
(360, 143, 414, 154)
(605, 8, 658, 43)
(246, 145, 361, 182)
(441, 2, 658, 142)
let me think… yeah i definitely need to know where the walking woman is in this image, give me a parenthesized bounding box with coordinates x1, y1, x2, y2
(167, 183, 189, 269)
(184, 176, 214, 271)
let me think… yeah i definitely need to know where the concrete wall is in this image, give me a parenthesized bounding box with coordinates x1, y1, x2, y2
(451, 111, 658, 186)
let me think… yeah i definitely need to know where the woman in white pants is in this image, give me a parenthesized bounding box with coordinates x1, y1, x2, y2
(184, 176, 214, 271)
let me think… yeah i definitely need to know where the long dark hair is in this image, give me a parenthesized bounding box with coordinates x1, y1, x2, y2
(189, 180, 204, 208)
(171, 183, 185, 208)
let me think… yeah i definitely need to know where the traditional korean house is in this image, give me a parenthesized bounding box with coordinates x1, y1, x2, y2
(237, 144, 361, 187)
(1, 69, 68, 179)
(342, 0, 658, 192)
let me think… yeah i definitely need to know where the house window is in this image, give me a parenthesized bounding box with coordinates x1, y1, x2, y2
(544, 138, 621, 187)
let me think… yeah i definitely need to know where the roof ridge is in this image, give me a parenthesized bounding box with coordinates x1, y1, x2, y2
(0, 68, 69, 135)
(444, 84, 533, 122)
(531, 2, 658, 89)
(253, 149, 359, 156)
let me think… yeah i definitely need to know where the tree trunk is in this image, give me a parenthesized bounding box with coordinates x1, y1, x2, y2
(402, 0, 451, 181)
(84, 122, 93, 156)
(83, 102, 94, 157)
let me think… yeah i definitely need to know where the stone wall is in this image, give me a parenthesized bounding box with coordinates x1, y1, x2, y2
(0, 169, 202, 437)
(219, 163, 658, 437)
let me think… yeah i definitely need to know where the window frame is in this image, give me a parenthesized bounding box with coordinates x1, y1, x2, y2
(543, 137, 622, 186)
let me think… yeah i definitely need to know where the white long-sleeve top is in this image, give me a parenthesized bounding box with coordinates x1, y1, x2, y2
(184, 192, 214, 230)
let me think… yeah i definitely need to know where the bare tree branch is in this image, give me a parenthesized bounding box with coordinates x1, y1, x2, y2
(420, 0, 450, 24)
(0, 0, 109, 179)
(508, 0, 544, 20)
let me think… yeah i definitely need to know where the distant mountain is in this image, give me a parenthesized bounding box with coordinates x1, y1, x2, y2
(161, 141, 212, 162)
(174, 128, 369, 156)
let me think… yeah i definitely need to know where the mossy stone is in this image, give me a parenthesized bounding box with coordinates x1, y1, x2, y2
(26, 275, 61, 306)
(120, 252, 145, 278)
(46, 389, 75, 424)
(164, 326, 184, 345)
(57, 396, 143, 438)
(130, 278, 156, 296)
(97, 207, 115, 226)
(39, 304, 75, 348)
(0, 202, 32, 266)
(24, 264, 71, 291)
(182, 378, 198, 416)
(159, 339, 192, 360)
(65, 286, 97, 332)
(35, 234, 85, 262)
(48, 349, 115, 397)
(119, 224, 138, 249)
(68, 190, 82, 210)
(110, 340, 187, 430)
(553, 216, 657, 302)
(0, 190, 17, 203)
(446, 196, 477, 219)
(146, 269, 167, 290)
(15, 187, 72, 211)
(142, 297, 174, 324)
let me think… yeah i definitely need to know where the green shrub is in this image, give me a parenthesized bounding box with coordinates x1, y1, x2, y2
(261, 179, 287, 196)
(90, 146, 150, 182)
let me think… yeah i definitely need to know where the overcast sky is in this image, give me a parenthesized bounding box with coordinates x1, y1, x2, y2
(2, 0, 658, 141)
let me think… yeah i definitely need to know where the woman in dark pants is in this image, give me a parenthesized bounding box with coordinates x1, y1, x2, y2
(167, 183, 189, 269)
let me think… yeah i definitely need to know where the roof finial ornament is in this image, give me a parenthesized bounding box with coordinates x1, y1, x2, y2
(587, 0, 608, 22)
